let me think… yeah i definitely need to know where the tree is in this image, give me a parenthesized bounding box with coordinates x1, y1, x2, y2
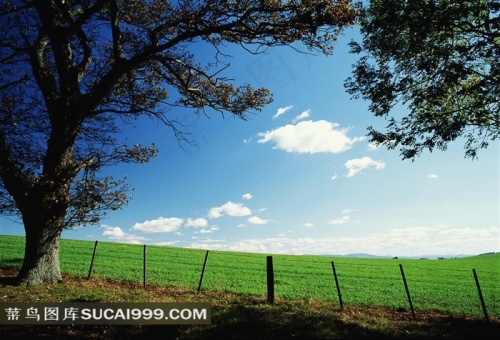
(345, 0, 499, 159)
(0, 0, 357, 285)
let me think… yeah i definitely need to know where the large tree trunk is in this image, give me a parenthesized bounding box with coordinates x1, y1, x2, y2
(13, 120, 77, 285)
(16, 216, 63, 286)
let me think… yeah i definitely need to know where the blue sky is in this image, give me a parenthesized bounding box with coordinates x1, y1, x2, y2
(1, 28, 499, 257)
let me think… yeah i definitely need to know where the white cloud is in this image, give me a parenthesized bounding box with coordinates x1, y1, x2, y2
(273, 105, 294, 119)
(368, 142, 381, 151)
(191, 237, 226, 243)
(242, 193, 253, 200)
(188, 225, 499, 257)
(247, 216, 269, 225)
(185, 218, 208, 228)
(344, 157, 385, 177)
(100, 224, 147, 242)
(102, 226, 125, 238)
(303, 223, 314, 227)
(329, 216, 350, 225)
(208, 201, 252, 219)
(131, 217, 184, 233)
(293, 109, 311, 123)
(197, 226, 220, 234)
(125, 240, 142, 245)
(258, 120, 365, 154)
(342, 209, 357, 215)
(331, 173, 338, 180)
(427, 174, 438, 179)
(156, 241, 180, 246)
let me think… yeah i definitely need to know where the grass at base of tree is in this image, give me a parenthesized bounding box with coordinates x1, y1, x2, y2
(1, 267, 499, 339)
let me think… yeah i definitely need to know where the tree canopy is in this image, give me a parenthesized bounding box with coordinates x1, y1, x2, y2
(0, 0, 358, 284)
(345, 0, 499, 159)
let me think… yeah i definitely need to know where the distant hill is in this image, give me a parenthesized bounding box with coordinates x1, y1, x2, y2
(341, 253, 391, 259)
(477, 252, 500, 256)
(326, 253, 480, 260)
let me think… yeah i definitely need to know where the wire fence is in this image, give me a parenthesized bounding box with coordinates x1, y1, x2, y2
(0, 236, 497, 320)
(65, 240, 500, 321)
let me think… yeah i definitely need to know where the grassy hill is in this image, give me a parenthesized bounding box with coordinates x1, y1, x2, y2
(1, 235, 499, 338)
(1, 235, 498, 319)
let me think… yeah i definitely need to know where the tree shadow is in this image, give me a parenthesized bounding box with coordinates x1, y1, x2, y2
(0, 304, 499, 339)
(175, 304, 392, 339)
(0, 310, 388, 339)
(0, 276, 18, 285)
(0, 263, 21, 285)
(102, 307, 500, 339)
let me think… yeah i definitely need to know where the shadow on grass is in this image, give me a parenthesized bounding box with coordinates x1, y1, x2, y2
(0, 263, 20, 285)
(1, 304, 499, 339)
(0, 312, 386, 339)
(175, 304, 392, 339)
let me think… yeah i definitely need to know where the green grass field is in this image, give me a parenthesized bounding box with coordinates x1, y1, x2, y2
(1, 234, 498, 319)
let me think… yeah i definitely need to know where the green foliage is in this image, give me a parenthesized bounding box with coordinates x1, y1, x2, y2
(1, 235, 499, 318)
(345, 0, 500, 159)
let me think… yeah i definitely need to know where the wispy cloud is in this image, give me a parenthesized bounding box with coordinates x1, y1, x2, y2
(427, 174, 438, 179)
(258, 120, 365, 154)
(247, 216, 270, 225)
(329, 215, 351, 225)
(368, 142, 381, 151)
(242, 193, 253, 200)
(198, 226, 219, 234)
(273, 105, 294, 119)
(292, 109, 311, 123)
(208, 201, 252, 219)
(131, 217, 184, 233)
(303, 222, 314, 227)
(156, 241, 181, 246)
(188, 225, 499, 257)
(344, 157, 385, 177)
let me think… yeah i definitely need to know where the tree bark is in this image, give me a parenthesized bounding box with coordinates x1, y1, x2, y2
(16, 216, 63, 286)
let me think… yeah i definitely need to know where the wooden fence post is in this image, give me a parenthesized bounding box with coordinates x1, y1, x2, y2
(331, 261, 343, 310)
(87, 240, 98, 279)
(399, 264, 415, 318)
(198, 250, 210, 293)
(472, 269, 489, 322)
(143, 245, 147, 289)
(267, 256, 275, 304)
